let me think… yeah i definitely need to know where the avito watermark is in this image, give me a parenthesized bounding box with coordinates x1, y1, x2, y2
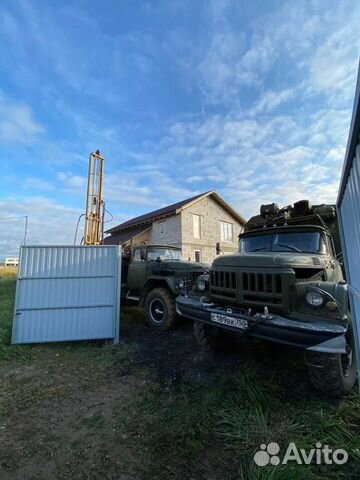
(254, 442, 348, 467)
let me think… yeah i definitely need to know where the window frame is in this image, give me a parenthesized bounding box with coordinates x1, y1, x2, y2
(192, 214, 201, 239)
(220, 221, 234, 242)
(158, 221, 166, 235)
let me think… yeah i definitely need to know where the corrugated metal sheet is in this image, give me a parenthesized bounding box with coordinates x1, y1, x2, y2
(12, 245, 121, 344)
(337, 61, 360, 373)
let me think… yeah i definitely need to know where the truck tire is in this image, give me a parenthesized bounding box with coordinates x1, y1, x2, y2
(145, 288, 177, 331)
(306, 330, 356, 397)
(194, 321, 234, 353)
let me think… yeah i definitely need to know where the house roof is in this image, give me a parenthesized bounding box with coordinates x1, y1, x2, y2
(106, 190, 246, 234)
(103, 225, 151, 245)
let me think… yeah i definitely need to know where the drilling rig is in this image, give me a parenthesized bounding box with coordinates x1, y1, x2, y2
(84, 150, 105, 245)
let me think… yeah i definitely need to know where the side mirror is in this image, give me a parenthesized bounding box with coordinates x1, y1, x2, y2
(140, 250, 146, 261)
(216, 242, 221, 255)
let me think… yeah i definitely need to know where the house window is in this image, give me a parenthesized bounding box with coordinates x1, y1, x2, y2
(194, 250, 201, 263)
(193, 214, 201, 239)
(158, 221, 166, 235)
(220, 221, 233, 242)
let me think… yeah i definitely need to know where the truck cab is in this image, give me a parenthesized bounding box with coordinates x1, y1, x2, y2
(123, 244, 207, 330)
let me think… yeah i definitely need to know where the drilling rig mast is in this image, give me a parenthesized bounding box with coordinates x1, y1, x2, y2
(84, 150, 105, 245)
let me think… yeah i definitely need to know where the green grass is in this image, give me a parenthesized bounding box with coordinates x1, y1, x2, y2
(0, 278, 359, 480)
(0, 278, 17, 358)
(130, 369, 360, 480)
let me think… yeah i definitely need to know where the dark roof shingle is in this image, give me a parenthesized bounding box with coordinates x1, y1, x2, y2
(103, 224, 151, 244)
(106, 191, 210, 234)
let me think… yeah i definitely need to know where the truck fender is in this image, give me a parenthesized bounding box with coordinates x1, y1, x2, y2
(140, 277, 172, 306)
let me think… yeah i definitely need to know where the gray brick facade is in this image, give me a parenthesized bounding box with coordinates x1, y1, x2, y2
(180, 196, 243, 264)
(105, 191, 245, 265)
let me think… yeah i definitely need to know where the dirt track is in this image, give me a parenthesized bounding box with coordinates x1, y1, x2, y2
(121, 315, 316, 401)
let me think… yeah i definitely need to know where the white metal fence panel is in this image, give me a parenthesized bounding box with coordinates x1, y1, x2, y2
(12, 245, 121, 344)
(337, 62, 360, 372)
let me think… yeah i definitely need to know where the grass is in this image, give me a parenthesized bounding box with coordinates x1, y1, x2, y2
(0, 266, 18, 280)
(0, 275, 17, 358)
(129, 369, 360, 480)
(0, 276, 359, 479)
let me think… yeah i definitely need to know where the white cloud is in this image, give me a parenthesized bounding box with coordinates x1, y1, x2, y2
(326, 147, 345, 163)
(310, 108, 351, 145)
(23, 178, 54, 191)
(0, 196, 82, 260)
(309, 25, 359, 100)
(186, 174, 225, 184)
(55, 167, 197, 215)
(0, 93, 44, 143)
(186, 176, 203, 183)
(0, 0, 359, 248)
(193, 0, 360, 110)
(251, 88, 295, 115)
(58, 172, 87, 189)
(237, 34, 276, 78)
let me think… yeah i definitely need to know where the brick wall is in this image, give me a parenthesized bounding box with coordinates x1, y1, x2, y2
(133, 229, 151, 246)
(106, 195, 243, 265)
(150, 214, 182, 246)
(181, 196, 242, 264)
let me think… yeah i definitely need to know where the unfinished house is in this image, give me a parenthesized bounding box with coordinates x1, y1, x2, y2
(104, 191, 246, 264)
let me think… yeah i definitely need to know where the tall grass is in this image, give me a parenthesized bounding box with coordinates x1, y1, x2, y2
(0, 278, 16, 346)
(215, 368, 360, 479)
(0, 266, 18, 280)
(136, 365, 360, 479)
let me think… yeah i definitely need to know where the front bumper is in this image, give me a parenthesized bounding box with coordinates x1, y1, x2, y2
(176, 295, 347, 354)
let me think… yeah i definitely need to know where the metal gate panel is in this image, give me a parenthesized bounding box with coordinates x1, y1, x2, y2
(337, 61, 360, 374)
(12, 245, 121, 344)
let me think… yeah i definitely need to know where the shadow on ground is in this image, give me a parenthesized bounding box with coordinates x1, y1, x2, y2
(120, 306, 315, 402)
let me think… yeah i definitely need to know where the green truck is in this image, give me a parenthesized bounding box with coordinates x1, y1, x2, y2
(122, 244, 207, 330)
(176, 200, 356, 396)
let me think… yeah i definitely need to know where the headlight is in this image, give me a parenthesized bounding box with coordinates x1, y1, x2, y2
(196, 277, 208, 292)
(176, 279, 185, 289)
(306, 290, 324, 307)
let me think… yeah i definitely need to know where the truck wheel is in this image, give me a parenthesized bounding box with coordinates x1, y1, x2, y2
(194, 321, 234, 353)
(306, 330, 356, 397)
(145, 288, 176, 331)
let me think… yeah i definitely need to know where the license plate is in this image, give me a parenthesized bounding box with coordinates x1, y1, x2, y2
(211, 313, 248, 330)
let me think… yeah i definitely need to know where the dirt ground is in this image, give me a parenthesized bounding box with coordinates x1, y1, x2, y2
(1, 281, 360, 480)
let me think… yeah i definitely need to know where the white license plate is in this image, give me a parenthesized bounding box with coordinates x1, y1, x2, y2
(211, 313, 248, 330)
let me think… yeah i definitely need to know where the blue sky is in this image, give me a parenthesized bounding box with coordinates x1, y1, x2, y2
(0, 0, 359, 259)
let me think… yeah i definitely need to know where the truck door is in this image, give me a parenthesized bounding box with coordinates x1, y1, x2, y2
(126, 247, 148, 296)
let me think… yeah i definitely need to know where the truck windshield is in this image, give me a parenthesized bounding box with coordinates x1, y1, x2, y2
(147, 248, 182, 261)
(239, 231, 327, 254)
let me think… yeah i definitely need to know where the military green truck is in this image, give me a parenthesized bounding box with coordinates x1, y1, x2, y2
(176, 200, 356, 397)
(122, 244, 207, 330)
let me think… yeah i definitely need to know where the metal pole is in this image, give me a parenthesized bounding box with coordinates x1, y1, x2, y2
(23, 216, 28, 245)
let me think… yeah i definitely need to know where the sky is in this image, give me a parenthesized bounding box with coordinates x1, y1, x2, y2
(0, 0, 359, 260)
